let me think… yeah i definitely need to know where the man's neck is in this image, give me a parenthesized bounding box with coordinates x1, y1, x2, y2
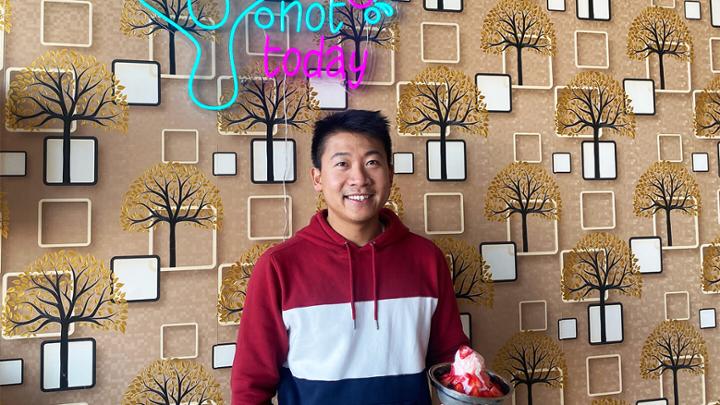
(326, 212, 384, 247)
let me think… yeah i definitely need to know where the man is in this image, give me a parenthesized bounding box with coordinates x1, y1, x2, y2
(232, 110, 470, 404)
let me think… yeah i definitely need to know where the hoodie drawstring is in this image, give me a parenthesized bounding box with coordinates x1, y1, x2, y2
(344, 242, 357, 330)
(371, 241, 379, 330)
(345, 241, 380, 331)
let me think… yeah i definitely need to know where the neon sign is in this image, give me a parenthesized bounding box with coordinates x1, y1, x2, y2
(138, 0, 394, 111)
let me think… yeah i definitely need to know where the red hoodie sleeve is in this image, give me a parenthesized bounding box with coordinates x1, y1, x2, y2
(426, 247, 471, 366)
(232, 253, 288, 405)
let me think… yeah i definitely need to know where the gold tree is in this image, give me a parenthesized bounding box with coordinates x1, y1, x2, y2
(480, 0, 556, 85)
(398, 66, 488, 181)
(122, 359, 224, 405)
(555, 71, 636, 180)
(493, 331, 566, 405)
(121, 163, 223, 268)
(702, 236, 720, 292)
(5, 49, 128, 184)
(121, 0, 218, 75)
(316, 180, 405, 219)
(561, 233, 642, 344)
(633, 161, 700, 247)
(218, 64, 319, 183)
(433, 237, 493, 306)
(0, 192, 8, 239)
(218, 242, 276, 325)
(641, 320, 708, 405)
(323, 0, 398, 81)
(0, 0, 11, 33)
(693, 76, 720, 138)
(484, 162, 562, 253)
(627, 6, 693, 90)
(2, 250, 127, 390)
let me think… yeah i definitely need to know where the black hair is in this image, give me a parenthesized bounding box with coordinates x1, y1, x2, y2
(311, 109, 392, 169)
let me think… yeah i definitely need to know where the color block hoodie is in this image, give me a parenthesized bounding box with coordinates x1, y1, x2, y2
(231, 208, 470, 405)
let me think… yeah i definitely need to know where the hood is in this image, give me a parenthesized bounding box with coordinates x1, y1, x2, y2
(297, 207, 409, 249)
(297, 208, 409, 331)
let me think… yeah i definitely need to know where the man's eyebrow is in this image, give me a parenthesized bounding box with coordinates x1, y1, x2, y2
(329, 150, 383, 159)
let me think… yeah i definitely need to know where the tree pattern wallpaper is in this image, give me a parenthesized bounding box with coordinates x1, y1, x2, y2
(4, 0, 720, 404)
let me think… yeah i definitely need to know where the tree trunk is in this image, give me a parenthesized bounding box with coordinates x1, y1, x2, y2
(354, 41, 362, 82)
(672, 368, 680, 405)
(659, 54, 666, 90)
(516, 46, 523, 86)
(527, 382, 533, 405)
(169, 30, 177, 75)
(62, 120, 72, 184)
(440, 126, 447, 180)
(665, 208, 673, 247)
(588, 0, 595, 19)
(593, 127, 601, 179)
(59, 323, 69, 389)
(521, 213, 529, 252)
(266, 124, 275, 183)
(169, 222, 177, 268)
(599, 291, 607, 343)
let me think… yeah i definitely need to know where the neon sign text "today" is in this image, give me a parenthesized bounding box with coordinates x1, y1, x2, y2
(138, 0, 393, 110)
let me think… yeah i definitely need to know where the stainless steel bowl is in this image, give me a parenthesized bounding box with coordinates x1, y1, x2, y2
(428, 363, 513, 405)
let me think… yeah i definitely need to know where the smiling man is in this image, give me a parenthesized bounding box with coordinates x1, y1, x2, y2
(231, 110, 469, 405)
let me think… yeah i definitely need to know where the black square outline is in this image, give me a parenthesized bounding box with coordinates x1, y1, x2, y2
(587, 302, 624, 345)
(425, 139, 467, 182)
(552, 152, 572, 174)
(213, 152, 238, 176)
(637, 400, 668, 405)
(576, 0, 611, 21)
(212, 343, 237, 369)
(474, 73, 512, 113)
(250, 138, 297, 184)
(0, 358, 23, 386)
(43, 136, 98, 186)
(692, 152, 710, 172)
(623, 78, 656, 116)
(0, 150, 27, 177)
(629, 236, 664, 274)
(581, 140, 617, 180)
(459, 312, 472, 344)
(308, 69, 348, 111)
(111, 59, 162, 107)
(423, 0, 464, 13)
(557, 317, 578, 340)
(547, 0, 566, 11)
(392, 152, 414, 174)
(479, 241, 517, 282)
(110, 255, 161, 303)
(40, 337, 96, 392)
(712, 0, 720, 26)
(684, 1, 701, 20)
(699, 308, 717, 329)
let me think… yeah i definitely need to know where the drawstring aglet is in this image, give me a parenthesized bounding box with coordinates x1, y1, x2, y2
(375, 319, 379, 330)
(353, 318, 356, 330)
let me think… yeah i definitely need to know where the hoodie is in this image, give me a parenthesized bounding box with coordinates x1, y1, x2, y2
(231, 208, 470, 405)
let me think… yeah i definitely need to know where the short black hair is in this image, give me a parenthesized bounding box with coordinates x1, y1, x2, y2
(311, 109, 392, 169)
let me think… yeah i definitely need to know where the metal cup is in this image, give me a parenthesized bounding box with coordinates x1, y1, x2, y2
(427, 363, 514, 405)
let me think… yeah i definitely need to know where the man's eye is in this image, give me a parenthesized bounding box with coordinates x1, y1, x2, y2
(367, 160, 379, 166)
(335, 162, 347, 167)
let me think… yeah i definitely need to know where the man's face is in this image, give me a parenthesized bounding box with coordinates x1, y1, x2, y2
(311, 131, 393, 226)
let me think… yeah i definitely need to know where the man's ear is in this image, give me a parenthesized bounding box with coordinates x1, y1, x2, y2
(311, 167, 322, 192)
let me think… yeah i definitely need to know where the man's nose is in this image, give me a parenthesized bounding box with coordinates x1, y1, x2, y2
(348, 163, 371, 185)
